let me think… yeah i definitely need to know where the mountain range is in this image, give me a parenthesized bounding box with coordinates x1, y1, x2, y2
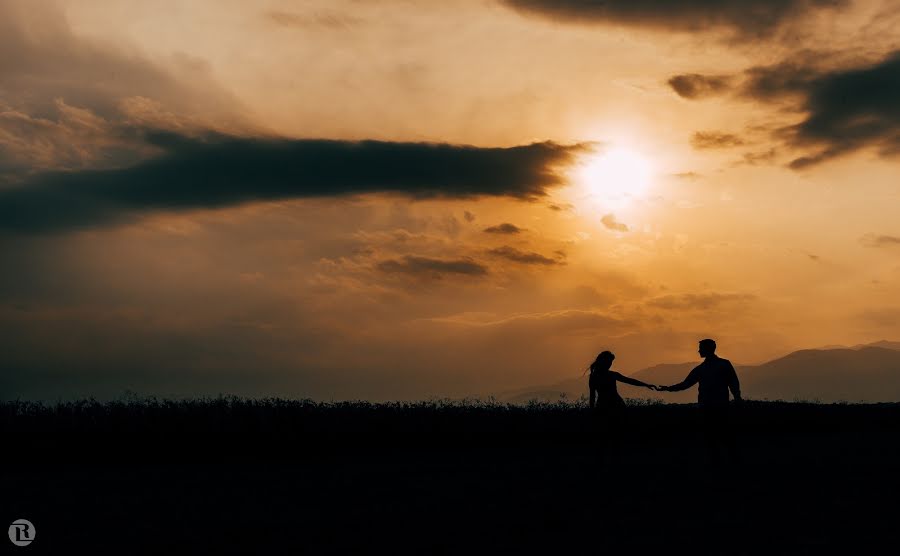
(499, 341, 900, 404)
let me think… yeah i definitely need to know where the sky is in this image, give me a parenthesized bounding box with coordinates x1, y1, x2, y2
(1, 0, 899, 400)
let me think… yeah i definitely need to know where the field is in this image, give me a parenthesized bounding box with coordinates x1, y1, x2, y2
(3, 398, 899, 554)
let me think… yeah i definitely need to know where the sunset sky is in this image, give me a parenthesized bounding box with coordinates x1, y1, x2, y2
(1, 0, 899, 400)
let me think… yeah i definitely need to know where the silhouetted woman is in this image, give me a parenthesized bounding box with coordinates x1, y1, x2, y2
(588, 351, 657, 413)
(588, 351, 657, 459)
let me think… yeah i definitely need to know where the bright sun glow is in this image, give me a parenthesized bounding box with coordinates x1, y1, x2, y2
(576, 147, 653, 202)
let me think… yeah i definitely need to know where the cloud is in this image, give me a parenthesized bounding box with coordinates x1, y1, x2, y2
(0, 99, 158, 182)
(860, 233, 900, 248)
(0, 0, 252, 186)
(690, 131, 746, 149)
(739, 55, 828, 101)
(483, 223, 524, 234)
(0, 0, 241, 123)
(463, 211, 476, 223)
(548, 202, 574, 212)
(266, 10, 362, 29)
(857, 307, 900, 327)
(601, 213, 628, 232)
(739, 148, 778, 166)
(0, 131, 586, 234)
(670, 50, 900, 168)
(376, 255, 488, 278)
(436, 308, 627, 334)
(487, 246, 561, 265)
(783, 51, 900, 168)
(502, 0, 849, 41)
(668, 74, 734, 99)
(647, 292, 756, 310)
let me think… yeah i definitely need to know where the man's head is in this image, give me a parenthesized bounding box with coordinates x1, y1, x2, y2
(698, 338, 717, 358)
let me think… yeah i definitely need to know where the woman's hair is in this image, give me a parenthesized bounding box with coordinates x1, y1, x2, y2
(587, 350, 615, 374)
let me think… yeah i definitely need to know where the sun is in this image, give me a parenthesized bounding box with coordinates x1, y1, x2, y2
(575, 147, 653, 201)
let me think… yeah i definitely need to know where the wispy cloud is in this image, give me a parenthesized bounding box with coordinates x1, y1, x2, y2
(487, 246, 561, 265)
(502, 0, 849, 41)
(691, 131, 746, 149)
(668, 74, 734, 99)
(376, 256, 488, 278)
(647, 292, 756, 310)
(861, 233, 900, 248)
(266, 10, 362, 30)
(601, 213, 628, 232)
(483, 223, 525, 234)
(669, 50, 900, 169)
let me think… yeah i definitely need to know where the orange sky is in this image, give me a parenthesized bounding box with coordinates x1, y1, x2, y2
(1, 0, 899, 400)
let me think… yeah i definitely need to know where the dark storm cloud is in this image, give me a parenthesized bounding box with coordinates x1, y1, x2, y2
(668, 51, 828, 101)
(0, 132, 586, 234)
(502, 0, 848, 40)
(600, 213, 628, 232)
(487, 246, 560, 265)
(669, 50, 900, 168)
(739, 56, 827, 101)
(668, 74, 734, 99)
(690, 131, 746, 149)
(782, 51, 900, 168)
(376, 256, 489, 277)
(483, 223, 524, 234)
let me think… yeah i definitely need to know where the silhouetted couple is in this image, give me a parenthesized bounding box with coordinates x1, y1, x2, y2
(588, 339, 742, 462)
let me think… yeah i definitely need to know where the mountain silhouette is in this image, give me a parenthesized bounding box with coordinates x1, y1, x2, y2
(743, 346, 900, 402)
(499, 341, 900, 404)
(855, 339, 900, 351)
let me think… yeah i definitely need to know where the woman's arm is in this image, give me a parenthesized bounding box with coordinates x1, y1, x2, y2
(612, 371, 655, 389)
(589, 387, 596, 409)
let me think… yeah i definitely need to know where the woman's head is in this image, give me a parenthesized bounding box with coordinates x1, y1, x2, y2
(590, 350, 615, 372)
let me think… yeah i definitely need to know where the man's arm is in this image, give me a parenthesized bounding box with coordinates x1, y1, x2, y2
(612, 372, 654, 389)
(664, 367, 700, 392)
(727, 360, 742, 401)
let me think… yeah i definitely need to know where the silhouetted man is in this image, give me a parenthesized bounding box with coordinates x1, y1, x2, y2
(660, 339, 742, 462)
(662, 339, 741, 406)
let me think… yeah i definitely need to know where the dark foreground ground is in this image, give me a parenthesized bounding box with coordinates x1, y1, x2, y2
(3, 399, 899, 555)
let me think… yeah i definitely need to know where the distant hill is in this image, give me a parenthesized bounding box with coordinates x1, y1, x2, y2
(501, 377, 586, 404)
(743, 347, 900, 402)
(629, 362, 699, 403)
(499, 343, 900, 404)
(812, 340, 900, 351)
(856, 340, 900, 351)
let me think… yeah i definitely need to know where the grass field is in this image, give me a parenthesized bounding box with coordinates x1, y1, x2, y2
(3, 398, 899, 554)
